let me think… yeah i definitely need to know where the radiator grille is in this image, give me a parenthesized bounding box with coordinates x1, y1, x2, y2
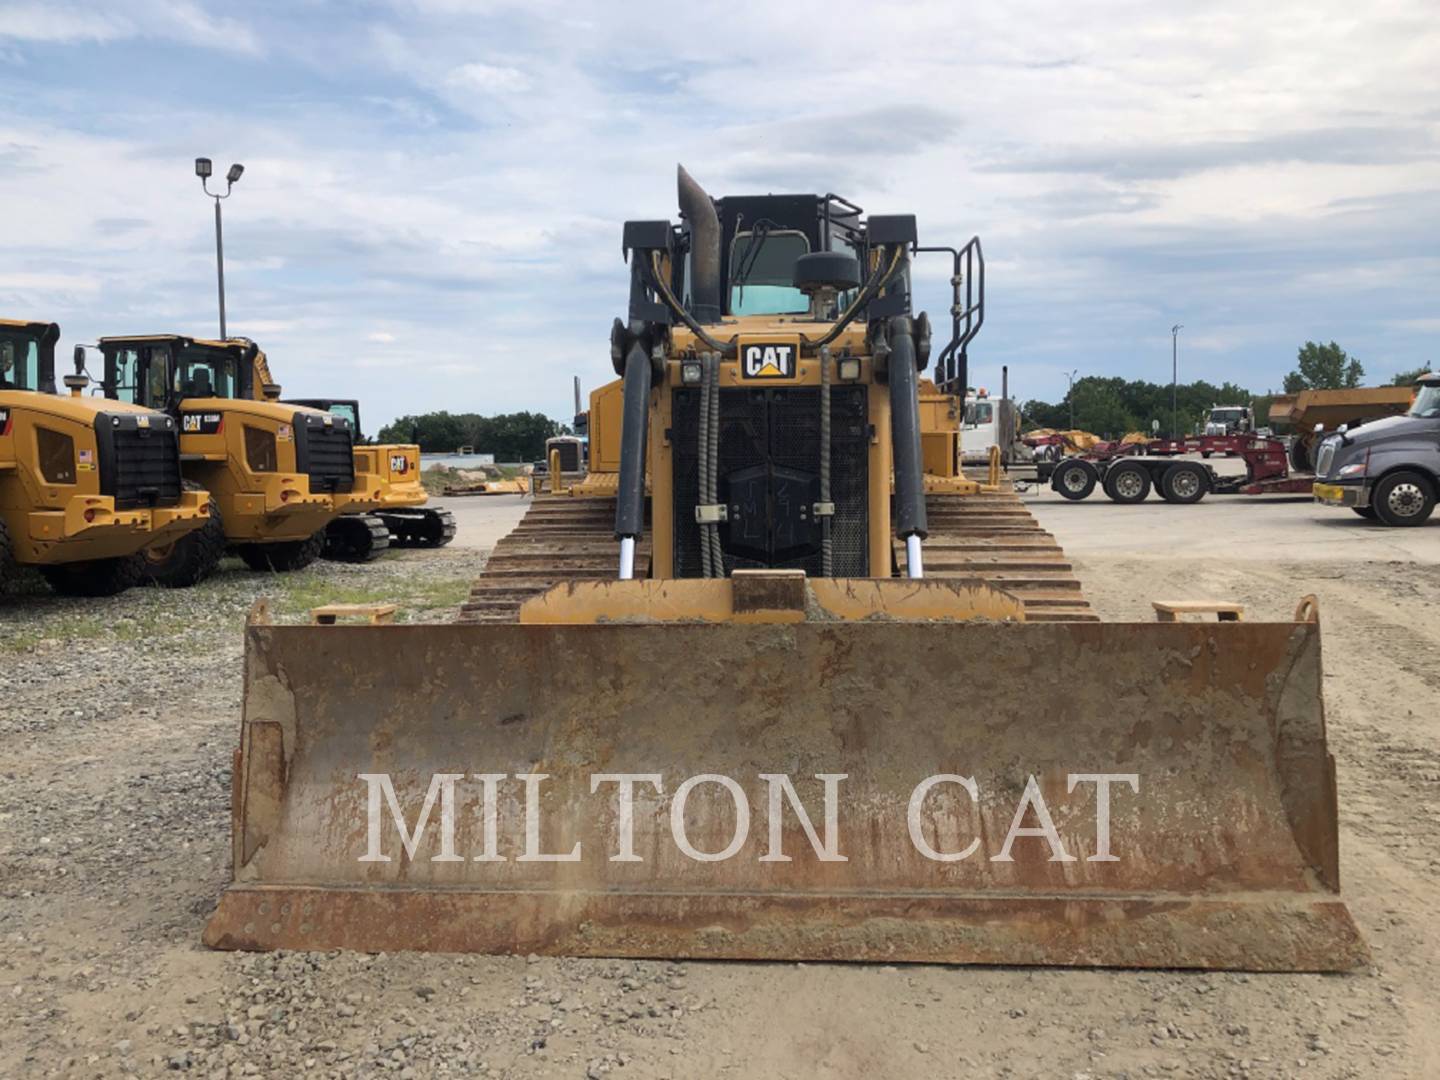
(295, 418, 355, 494)
(672, 386, 868, 578)
(1314, 439, 1335, 478)
(97, 414, 183, 510)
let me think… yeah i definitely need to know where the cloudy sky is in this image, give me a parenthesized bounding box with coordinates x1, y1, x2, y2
(2, 1, 1437, 428)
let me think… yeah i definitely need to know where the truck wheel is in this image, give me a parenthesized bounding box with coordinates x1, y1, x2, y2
(39, 554, 144, 597)
(1159, 462, 1210, 504)
(1103, 461, 1152, 504)
(141, 486, 226, 588)
(1371, 471, 1436, 527)
(237, 531, 326, 572)
(1051, 460, 1097, 501)
(1289, 438, 1311, 473)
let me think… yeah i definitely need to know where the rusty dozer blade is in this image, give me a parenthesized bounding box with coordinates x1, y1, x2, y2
(206, 581, 1366, 971)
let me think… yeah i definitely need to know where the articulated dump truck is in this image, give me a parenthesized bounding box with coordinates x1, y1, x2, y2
(208, 168, 1364, 972)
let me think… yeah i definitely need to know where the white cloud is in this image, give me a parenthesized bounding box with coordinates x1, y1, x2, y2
(444, 61, 530, 96)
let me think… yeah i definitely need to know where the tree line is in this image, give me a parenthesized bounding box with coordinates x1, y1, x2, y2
(376, 410, 572, 460)
(1021, 342, 1427, 437)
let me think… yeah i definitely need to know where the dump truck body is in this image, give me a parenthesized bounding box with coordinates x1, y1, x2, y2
(209, 169, 1360, 971)
(1, 319, 210, 592)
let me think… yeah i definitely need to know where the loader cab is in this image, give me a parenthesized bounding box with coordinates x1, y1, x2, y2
(0, 320, 58, 394)
(98, 336, 254, 413)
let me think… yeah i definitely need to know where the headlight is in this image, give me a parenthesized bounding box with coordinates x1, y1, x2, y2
(680, 360, 703, 385)
(1337, 462, 1367, 478)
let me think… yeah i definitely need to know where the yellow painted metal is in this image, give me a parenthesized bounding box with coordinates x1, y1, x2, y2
(517, 573, 1026, 625)
(548, 448, 562, 494)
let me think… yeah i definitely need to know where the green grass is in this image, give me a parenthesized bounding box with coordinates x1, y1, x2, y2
(1, 606, 169, 653)
(270, 574, 471, 622)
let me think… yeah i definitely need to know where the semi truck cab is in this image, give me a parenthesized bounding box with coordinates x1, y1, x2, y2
(1313, 373, 1439, 526)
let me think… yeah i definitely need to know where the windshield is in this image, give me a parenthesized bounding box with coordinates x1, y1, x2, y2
(1409, 383, 1440, 419)
(329, 402, 358, 429)
(1209, 409, 1244, 422)
(175, 344, 238, 399)
(729, 229, 810, 316)
(0, 333, 40, 391)
(965, 401, 994, 426)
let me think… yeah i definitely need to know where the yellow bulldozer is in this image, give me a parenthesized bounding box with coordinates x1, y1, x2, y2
(89, 334, 367, 584)
(0, 319, 211, 595)
(206, 169, 1363, 972)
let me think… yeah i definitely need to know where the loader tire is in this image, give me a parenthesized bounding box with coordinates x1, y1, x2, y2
(141, 486, 225, 588)
(322, 514, 391, 563)
(1051, 459, 1097, 501)
(1159, 462, 1209, 504)
(1103, 461, 1152, 504)
(0, 517, 13, 592)
(237, 531, 326, 572)
(40, 554, 144, 597)
(1370, 471, 1435, 527)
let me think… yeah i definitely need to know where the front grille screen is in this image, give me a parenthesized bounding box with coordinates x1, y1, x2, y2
(672, 386, 868, 577)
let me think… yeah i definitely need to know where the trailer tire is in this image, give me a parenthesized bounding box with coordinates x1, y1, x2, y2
(1289, 437, 1311, 473)
(1159, 462, 1210, 504)
(1201, 451, 1212, 459)
(1371, 471, 1435, 527)
(1103, 461, 1152, 504)
(1051, 459, 1097, 501)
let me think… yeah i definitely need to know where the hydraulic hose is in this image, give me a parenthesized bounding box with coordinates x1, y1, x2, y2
(820, 345, 833, 578)
(697, 352, 713, 579)
(707, 353, 723, 574)
(887, 316, 927, 578)
(614, 339, 651, 578)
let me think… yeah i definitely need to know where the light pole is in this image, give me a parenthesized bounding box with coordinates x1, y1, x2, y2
(1065, 369, 1078, 430)
(1171, 323, 1183, 438)
(195, 157, 245, 340)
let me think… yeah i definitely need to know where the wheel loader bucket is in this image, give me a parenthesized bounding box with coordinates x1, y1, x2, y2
(206, 584, 1365, 971)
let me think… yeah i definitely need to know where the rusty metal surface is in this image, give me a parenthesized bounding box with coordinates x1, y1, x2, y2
(207, 619, 1365, 970)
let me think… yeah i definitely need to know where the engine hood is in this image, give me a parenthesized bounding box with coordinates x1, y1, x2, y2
(1337, 413, 1430, 447)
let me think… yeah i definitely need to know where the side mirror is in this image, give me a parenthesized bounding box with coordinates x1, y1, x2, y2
(1151, 419, 1160, 433)
(1313, 422, 1325, 433)
(1337, 423, 1349, 434)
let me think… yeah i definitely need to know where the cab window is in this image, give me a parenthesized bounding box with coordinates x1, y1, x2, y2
(0, 336, 39, 391)
(176, 347, 236, 399)
(964, 401, 994, 427)
(729, 229, 810, 316)
(329, 403, 358, 429)
(108, 348, 144, 405)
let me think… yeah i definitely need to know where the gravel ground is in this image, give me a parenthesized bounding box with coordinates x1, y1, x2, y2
(2, 529, 1438, 1078)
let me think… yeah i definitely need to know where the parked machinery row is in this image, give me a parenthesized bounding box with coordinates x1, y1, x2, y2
(0, 320, 452, 596)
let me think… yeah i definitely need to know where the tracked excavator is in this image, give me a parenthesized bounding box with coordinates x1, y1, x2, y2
(206, 168, 1363, 971)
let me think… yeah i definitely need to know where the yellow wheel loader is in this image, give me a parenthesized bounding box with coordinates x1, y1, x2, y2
(206, 169, 1363, 972)
(91, 335, 365, 585)
(0, 319, 210, 595)
(279, 398, 456, 558)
